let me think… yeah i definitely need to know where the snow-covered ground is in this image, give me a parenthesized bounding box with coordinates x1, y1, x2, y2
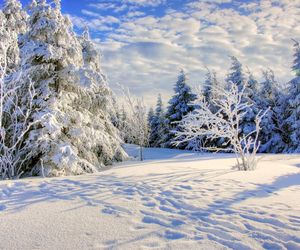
(0, 145, 300, 250)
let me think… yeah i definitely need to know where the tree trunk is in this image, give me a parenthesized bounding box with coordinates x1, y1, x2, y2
(140, 145, 143, 161)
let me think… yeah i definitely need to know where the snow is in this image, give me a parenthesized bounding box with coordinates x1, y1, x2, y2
(0, 145, 300, 249)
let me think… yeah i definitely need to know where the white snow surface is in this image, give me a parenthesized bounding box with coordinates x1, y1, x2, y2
(0, 145, 300, 250)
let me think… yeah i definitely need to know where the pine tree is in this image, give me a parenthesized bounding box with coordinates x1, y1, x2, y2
(285, 40, 300, 152)
(226, 56, 245, 91)
(2, 0, 27, 73)
(149, 94, 165, 147)
(258, 69, 285, 153)
(164, 70, 197, 148)
(243, 70, 259, 136)
(15, 0, 126, 176)
(202, 69, 219, 104)
(148, 107, 155, 146)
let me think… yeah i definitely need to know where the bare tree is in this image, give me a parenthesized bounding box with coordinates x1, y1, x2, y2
(174, 83, 267, 171)
(121, 87, 149, 161)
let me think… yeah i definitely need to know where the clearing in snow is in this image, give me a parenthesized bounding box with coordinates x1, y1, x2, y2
(0, 145, 299, 249)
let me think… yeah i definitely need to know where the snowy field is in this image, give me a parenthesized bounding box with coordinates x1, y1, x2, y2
(0, 145, 300, 250)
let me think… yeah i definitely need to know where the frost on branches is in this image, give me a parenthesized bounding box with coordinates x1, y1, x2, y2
(0, 21, 37, 179)
(1, 0, 126, 178)
(121, 87, 149, 161)
(175, 83, 267, 171)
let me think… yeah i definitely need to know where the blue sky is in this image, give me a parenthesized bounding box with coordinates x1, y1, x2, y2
(2, 0, 300, 105)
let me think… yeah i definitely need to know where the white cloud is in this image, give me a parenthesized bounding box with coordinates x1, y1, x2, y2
(71, 0, 300, 106)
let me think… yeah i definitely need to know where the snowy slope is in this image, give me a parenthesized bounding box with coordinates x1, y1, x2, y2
(0, 145, 300, 250)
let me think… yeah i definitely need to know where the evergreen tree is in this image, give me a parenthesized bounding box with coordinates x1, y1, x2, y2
(148, 107, 155, 146)
(285, 40, 300, 152)
(243, 70, 259, 136)
(226, 56, 245, 91)
(2, 0, 27, 73)
(202, 68, 219, 104)
(164, 70, 197, 148)
(15, 0, 126, 176)
(258, 69, 285, 153)
(149, 94, 165, 147)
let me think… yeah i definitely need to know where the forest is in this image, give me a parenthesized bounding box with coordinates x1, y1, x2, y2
(0, 0, 299, 179)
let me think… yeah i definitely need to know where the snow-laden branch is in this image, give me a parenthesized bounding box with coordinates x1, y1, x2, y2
(174, 83, 268, 170)
(0, 39, 38, 179)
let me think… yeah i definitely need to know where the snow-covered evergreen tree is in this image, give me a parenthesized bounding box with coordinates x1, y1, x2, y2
(148, 107, 155, 146)
(164, 70, 197, 148)
(285, 40, 300, 152)
(258, 69, 285, 153)
(226, 56, 245, 91)
(149, 94, 166, 147)
(1, 0, 27, 74)
(0, 11, 36, 179)
(242, 70, 260, 136)
(15, 0, 126, 176)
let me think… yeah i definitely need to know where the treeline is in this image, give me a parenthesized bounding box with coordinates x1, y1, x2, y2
(145, 47, 299, 153)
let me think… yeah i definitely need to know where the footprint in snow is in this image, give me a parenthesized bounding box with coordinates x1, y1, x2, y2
(164, 230, 186, 240)
(143, 201, 156, 207)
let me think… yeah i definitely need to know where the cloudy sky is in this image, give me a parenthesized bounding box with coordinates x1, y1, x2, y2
(11, 0, 300, 105)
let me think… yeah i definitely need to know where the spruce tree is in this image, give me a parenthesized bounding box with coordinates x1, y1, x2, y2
(148, 107, 155, 146)
(16, 0, 126, 176)
(226, 56, 245, 91)
(2, 0, 27, 73)
(258, 69, 285, 153)
(202, 69, 219, 104)
(149, 94, 165, 147)
(243, 70, 259, 136)
(285, 40, 300, 152)
(164, 70, 197, 148)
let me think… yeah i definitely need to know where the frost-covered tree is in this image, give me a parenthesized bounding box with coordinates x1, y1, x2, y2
(0, 19, 38, 179)
(122, 88, 149, 160)
(1, 0, 27, 73)
(258, 69, 285, 153)
(226, 57, 261, 143)
(164, 70, 197, 148)
(175, 83, 267, 171)
(285, 40, 300, 152)
(15, 0, 126, 176)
